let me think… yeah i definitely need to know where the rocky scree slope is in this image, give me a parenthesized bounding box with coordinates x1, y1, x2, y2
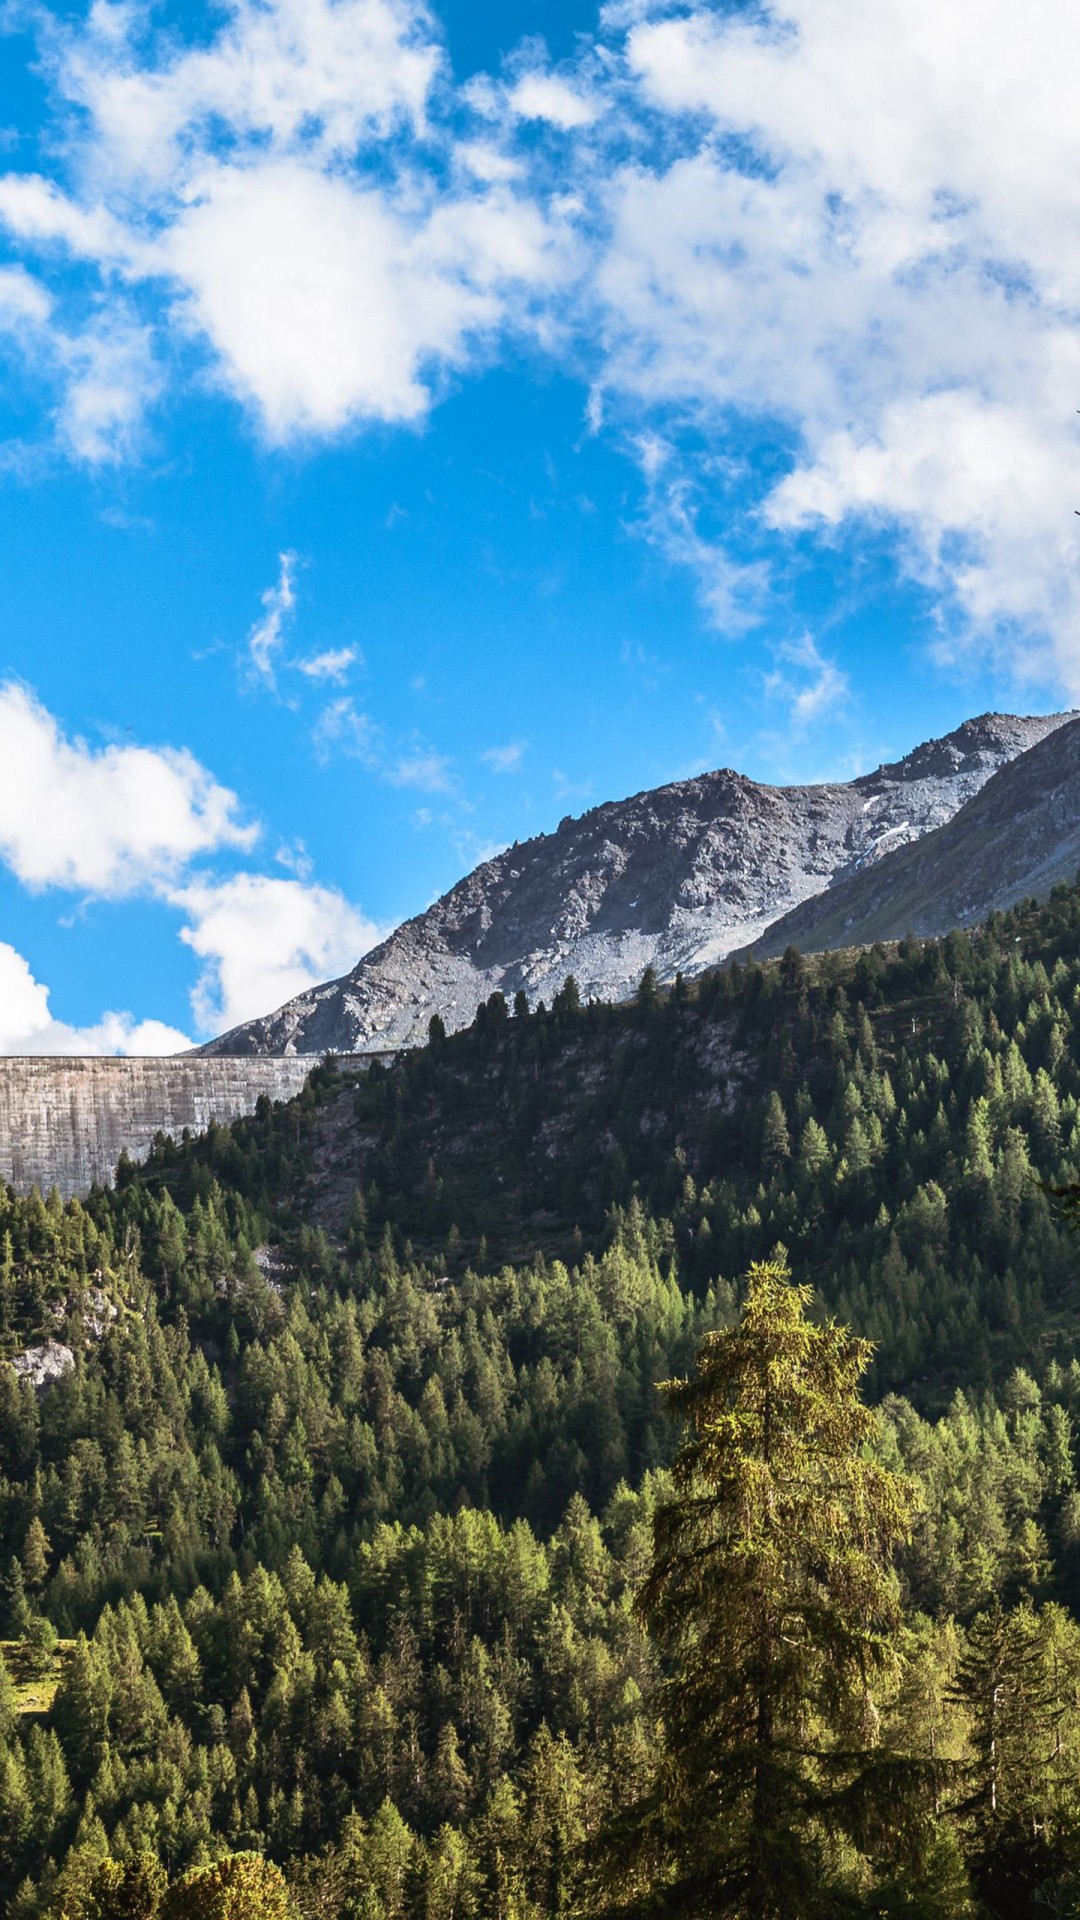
(205, 711, 1071, 1055)
(746, 712, 1080, 959)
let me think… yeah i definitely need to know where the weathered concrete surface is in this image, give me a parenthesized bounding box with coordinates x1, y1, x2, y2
(0, 1055, 390, 1199)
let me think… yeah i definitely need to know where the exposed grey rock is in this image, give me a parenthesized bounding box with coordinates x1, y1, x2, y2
(12, 1340, 75, 1391)
(251, 1245, 288, 1296)
(204, 711, 1074, 1056)
(83, 1286, 118, 1341)
(745, 713, 1080, 958)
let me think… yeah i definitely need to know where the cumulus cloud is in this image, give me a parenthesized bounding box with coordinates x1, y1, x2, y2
(0, 0, 574, 450)
(166, 160, 500, 437)
(507, 72, 599, 130)
(0, 941, 191, 1054)
(3, 0, 1080, 690)
(63, 0, 439, 187)
(169, 872, 380, 1033)
(0, 682, 255, 895)
(0, 685, 386, 1046)
(598, 0, 1080, 683)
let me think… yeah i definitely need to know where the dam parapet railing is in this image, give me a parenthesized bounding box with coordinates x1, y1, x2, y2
(0, 1051, 398, 1199)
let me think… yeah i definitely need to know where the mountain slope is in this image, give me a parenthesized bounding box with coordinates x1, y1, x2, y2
(148, 871, 1080, 1405)
(206, 710, 1071, 1054)
(747, 712, 1080, 959)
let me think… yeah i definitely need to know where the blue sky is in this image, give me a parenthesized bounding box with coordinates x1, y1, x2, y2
(0, 0, 1076, 1049)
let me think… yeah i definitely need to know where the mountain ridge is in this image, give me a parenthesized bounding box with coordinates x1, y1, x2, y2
(205, 708, 1073, 1054)
(746, 710, 1080, 959)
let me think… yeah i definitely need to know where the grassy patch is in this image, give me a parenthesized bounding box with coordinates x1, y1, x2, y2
(0, 1636, 73, 1716)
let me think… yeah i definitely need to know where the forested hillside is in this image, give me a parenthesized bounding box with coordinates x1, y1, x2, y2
(7, 881, 1080, 1913)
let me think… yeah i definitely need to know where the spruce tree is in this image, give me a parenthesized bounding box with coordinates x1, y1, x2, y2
(20, 1517, 50, 1592)
(760, 1093, 791, 1176)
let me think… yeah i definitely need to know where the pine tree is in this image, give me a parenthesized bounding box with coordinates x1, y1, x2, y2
(636, 967, 659, 1011)
(615, 1259, 918, 1919)
(553, 977, 582, 1018)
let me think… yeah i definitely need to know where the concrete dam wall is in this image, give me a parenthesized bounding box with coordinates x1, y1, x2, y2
(0, 1054, 389, 1199)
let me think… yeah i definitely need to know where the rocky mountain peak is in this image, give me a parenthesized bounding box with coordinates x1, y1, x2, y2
(203, 709, 1074, 1057)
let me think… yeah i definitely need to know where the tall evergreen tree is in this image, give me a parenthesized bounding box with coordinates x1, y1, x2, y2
(605, 1259, 919, 1919)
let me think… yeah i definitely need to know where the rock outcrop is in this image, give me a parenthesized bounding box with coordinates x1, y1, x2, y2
(12, 1340, 75, 1391)
(205, 711, 1073, 1055)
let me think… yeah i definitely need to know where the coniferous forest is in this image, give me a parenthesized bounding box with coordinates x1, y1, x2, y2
(10, 885, 1080, 1913)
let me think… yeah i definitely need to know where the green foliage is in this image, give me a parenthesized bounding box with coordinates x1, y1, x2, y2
(6, 880, 1080, 1911)
(78, 1853, 168, 1919)
(161, 1855, 294, 1919)
(610, 1261, 917, 1916)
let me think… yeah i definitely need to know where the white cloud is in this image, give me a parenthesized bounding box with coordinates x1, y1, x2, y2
(165, 159, 509, 437)
(0, 264, 156, 463)
(0, 0, 574, 452)
(388, 747, 453, 791)
(766, 385, 1080, 684)
(295, 646, 358, 683)
(313, 696, 380, 765)
(456, 142, 523, 184)
(64, 0, 439, 188)
(160, 149, 565, 442)
(763, 634, 850, 729)
(59, 313, 160, 463)
(5, 0, 1080, 696)
(633, 445, 768, 633)
(0, 682, 255, 896)
(169, 872, 380, 1033)
(0, 941, 191, 1054)
(246, 556, 355, 693)
(507, 72, 599, 130)
(0, 173, 132, 262)
(482, 741, 526, 773)
(313, 696, 452, 790)
(596, 0, 1080, 682)
(247, 550, 298, 689)
(0, 683, 385, 1046)
(0, 266, 53, 328)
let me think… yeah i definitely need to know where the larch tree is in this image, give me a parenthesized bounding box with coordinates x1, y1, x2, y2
(603, 1258, 923, 1919)
(159, 1853, 296, 1920)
